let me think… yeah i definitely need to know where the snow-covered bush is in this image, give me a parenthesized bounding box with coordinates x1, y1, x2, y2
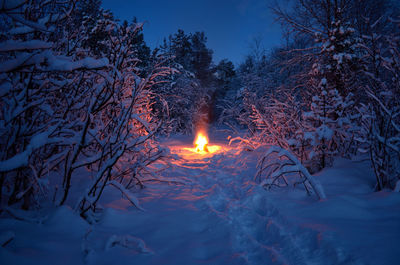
(0, 0, 106, 209)
(236, 3, 362, 173)
(302, 77, 357, 170)
(248, 92, 303, 147)
(256, 146, 326, 200)
(358, 17, 400, 190)
(240, 85, 355, 173)
(72, 17, 173, 218)
(315, 18, 361, 97)
(0, 1, 172, 216)
(297, 16, 361, 170)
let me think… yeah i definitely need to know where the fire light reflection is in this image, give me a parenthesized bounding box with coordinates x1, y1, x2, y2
(170, 131, 223, 160)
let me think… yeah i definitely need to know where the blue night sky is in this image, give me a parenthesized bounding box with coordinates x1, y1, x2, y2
(101, 0, 283, 65)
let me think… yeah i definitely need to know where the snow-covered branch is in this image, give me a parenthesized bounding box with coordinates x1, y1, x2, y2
(257, 146, 326, 200)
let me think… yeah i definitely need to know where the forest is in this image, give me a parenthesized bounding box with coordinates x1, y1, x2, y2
(0, 0, 399, 264)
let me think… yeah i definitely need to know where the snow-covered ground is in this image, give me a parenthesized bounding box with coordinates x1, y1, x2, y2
(1, 133, 399, 265)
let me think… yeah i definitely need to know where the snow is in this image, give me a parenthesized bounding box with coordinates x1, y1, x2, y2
(0, 53, 33, 73)
(0, 231, 14, 247)
(0, 0, 26, 10)
(316, 124, 334, 140)
(105, 234, 153, 254)
(1, 134, 399, 265)
(0, 127, 59, 172)
(108, 181, 144, 211)
(260, 145, 326, 200)
(266, 158, 400, 265)
(395, 180, 400, 192)
(0, 40, 53, 52)
(46, 56, 109, 72)
(0, 51, 108, 73)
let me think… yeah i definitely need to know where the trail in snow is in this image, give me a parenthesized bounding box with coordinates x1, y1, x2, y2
(3, 135, 398, 265)
(93, 136, 353, 265)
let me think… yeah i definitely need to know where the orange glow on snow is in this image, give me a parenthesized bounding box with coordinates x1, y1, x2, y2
(168, 130, 223, 159)
(191, 131, 222, 155)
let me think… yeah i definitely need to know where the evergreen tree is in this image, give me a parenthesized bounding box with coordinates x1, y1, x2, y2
(170, 29, 192, 70)
(316, 14, 360, 97)
(212, 59, 237, 122)
(190, 31, 213, 84)
(127, 17, 151, 69)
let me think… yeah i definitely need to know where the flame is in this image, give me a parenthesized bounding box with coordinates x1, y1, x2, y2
(194, 132, 209, 153)
(174, 130, 223, 158)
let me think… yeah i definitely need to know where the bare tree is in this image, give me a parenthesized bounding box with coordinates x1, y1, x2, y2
(0, 1, 172, 217)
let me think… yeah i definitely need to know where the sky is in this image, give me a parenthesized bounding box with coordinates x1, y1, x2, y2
(101, 0, 283, 65)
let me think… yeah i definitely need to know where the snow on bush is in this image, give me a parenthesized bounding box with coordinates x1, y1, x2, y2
(0, 1, 172, 216)
(105, 234, 153, 254)
(357, 17, 400, 191)
(234, 6, 362, 175)
(256, 146, 326, 200)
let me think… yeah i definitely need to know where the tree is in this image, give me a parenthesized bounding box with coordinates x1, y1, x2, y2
(251, 0, 362, 170)
(236, 0, 399, 179)
(170, 29, 192, 70)
(358, 17, 400, 190)
(190, 31, 213, 84)
(126, 17, 151, 70)
(153, 30, 216, 134)
(212, 59, 237, 122)
(0, 1, 172, 217)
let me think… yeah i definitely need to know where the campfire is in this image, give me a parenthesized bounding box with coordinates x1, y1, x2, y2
(167, 130, 223, 159)
(194, 132, 209, 153)
(190, 130, 221, 155)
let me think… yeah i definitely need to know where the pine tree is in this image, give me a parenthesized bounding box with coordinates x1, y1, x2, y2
(304, 76, 355, 169)
(170, 29, 192, 70)
(190, 31, 213, 84)
(128, 17, 151, 69)
(316, 14, 360, 97)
